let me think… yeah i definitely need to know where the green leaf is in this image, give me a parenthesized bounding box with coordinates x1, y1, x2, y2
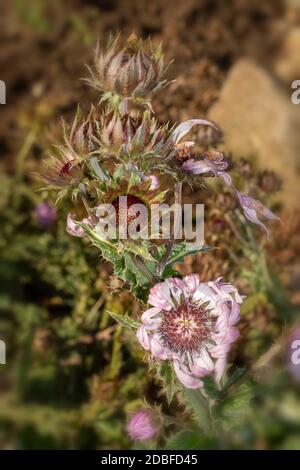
(166, 242, 212, 266)
(181, 387, 213, 436)
(166, 430, 217, 450)
(82, 225, 121, 265)
(202, 376, 220, 400)
(106, 310, 140, 330)
(216, 382, 253, 430)
(158, 362, 179, 405)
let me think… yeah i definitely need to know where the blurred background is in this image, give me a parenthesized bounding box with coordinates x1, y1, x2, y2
(0, 0, 300, 450)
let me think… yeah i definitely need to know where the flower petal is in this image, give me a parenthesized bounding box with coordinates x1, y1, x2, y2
(173, 360, 203, 389)
(184, 274, 200, 295)
(66, 214, 85, 237)
(171, 119, 218, 145)
(136, 325, 151, 351)
(189, 348, 214, 378)
(215, 356, 227, 385)
(149, 335, 169, 360)
(148, 282, 173, 310)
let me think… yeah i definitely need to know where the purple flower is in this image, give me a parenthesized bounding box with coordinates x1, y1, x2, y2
(66, 213, 93, 238)
(170, 119, 218, 145)
(35, 202, 57, 228)
(127, 409, 159, 442)
(181, 151, 233, 187)
(236, 192, 281, 236)
(179, 148, 281, 236)
(145, 175, 160, 190)
(137, 274, 244, 389)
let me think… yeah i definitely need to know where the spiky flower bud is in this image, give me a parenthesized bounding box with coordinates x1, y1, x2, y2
(100, 111, 172, 159)
(85, 34, 170, 102)
(66, 106, 100, 156)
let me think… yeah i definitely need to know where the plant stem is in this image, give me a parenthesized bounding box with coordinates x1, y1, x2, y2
(157, 181, 182, 276)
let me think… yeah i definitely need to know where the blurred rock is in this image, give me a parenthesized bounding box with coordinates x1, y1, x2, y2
(209, 59, 300, 207)
(275, 27, 300, 82)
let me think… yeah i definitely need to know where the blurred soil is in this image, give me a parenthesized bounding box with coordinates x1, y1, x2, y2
(0, 0, 300, 301)
(0, 0, 289, 166)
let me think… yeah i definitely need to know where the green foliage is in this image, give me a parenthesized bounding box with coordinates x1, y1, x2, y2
(166, 430, 217, 450)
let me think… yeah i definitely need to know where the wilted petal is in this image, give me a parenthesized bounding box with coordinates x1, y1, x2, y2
(145, 175, 160, 190)
(173, 360, 203, 389)
(167, 278, 186, 303)
(171, 119, 218, 145)
(181, 159, 213, 175)
(237, 192, 280, 236)
(137, 325, 151, 350)
(215, 356, 227, 385)
(149, 335, 169, 360)
(184, 274, 200, 294)
(190, 348, 214, 377)
(148, 282, 173, 310)
(141, 307, 161, 328)
(66, 214, 85, 237)
(219, 171, 233, 187)
(209, 278, 244, 304)
(193, 283, 217, 307)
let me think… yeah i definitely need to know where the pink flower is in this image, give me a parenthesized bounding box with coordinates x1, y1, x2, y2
(127, 409, 159, 442)
(236, 192, 281, 236)
(66, 213, 93, 238)
(145, 175, 160, 190)
(179, 148, 280, 236)
(137, 274, 244, 389)
(181, 151, 232, 187)
(35, 202, 57, 228)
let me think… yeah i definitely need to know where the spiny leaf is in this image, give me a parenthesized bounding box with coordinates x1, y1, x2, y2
(158, 362, 179, 405)
(106, 310, 140, 330)
(166, 242, 212, 266)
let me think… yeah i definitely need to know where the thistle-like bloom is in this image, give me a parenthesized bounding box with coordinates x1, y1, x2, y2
(137, 274, 243, 389)
(99, 111, 171, 159)
(66, 106, 100, 156)
(236, 192, 281, 236)
(85, 34, 170, 100)
(127, 409, 159, 442)
(35, 202, 57, 228)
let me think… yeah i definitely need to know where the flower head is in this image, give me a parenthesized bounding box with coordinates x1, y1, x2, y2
(35, 202, 57, 228)
(99, 111, 171, 159)
(127, 408, 159, 442)
(66, 106, 100, 156)
(85, 34, 170, 101)
(137, 274, 244, 389)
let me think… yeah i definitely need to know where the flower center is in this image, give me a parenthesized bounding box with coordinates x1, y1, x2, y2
(159, 301, 210, 353)
(112, 195, 147, 227)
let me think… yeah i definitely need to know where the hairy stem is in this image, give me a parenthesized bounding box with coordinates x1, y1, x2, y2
(157, 181, 182, 276)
